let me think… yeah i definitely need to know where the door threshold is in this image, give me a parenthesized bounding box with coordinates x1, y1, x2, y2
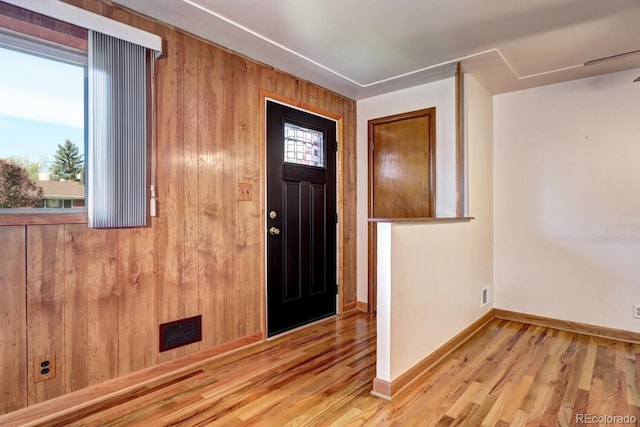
(267, 314, 337, 341)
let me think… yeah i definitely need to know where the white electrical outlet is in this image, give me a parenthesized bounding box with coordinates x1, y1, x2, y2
(634, 304, 640, 319)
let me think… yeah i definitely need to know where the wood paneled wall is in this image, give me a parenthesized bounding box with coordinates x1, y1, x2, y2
(0, 0, 357, 414)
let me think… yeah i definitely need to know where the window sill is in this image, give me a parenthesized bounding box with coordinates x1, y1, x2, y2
(0, 209, 88, 226)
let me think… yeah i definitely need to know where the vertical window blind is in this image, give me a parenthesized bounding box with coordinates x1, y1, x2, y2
(88, 31, 148, 228)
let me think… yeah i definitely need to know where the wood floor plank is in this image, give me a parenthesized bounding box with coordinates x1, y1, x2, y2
(579, 336, 598, 391)
(511, 409, 529, 427)
(624, 353, 640, 407)
(403, 322, 518, 417)
(444, 381, 483, 419)
(480, 381, 511, 426)
(519, 330, 573, 422)
(543, 333, 580, 418)
(559, 334, 589, 409)
(613, 342, 632, 421)
(587, 377, 604, 415)
(2, 312, 640, 427)
(498, 374, 533, 424)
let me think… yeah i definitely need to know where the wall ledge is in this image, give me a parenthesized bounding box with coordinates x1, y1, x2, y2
(0, 212, 88, 226)
(368, 217, 474, 224)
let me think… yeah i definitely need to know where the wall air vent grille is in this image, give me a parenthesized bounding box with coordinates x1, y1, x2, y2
(159, 315, 202, 352)
(481, 287, 490, 308)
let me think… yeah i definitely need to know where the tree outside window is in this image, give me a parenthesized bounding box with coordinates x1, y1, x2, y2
(51, 139, 84, 182)
(0, 159, 43, 208)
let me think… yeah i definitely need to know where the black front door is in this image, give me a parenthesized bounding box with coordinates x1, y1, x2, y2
(266, 101, 337, 337)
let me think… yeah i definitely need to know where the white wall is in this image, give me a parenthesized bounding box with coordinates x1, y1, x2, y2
(494, 68, 640, 332)
(356, 78, 457, 303)
(375, 75, 494, 382)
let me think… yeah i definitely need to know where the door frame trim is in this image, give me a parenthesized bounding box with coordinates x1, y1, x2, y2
(260, 90, 344, 340)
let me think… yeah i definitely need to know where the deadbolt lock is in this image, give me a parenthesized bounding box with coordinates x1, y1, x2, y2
(269, 211, 277, 219)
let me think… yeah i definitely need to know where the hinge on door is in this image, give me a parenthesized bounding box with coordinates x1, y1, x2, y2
(371, 141, 375, 151)
(335, 284, 339, 294)
(335, 213, 338, 223)
(335, 141, 338, 152)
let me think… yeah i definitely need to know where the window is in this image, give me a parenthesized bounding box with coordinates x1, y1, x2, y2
(0, 44, 87, 210)
(45, 199, 72, 209)
(284, 122, 325, 167)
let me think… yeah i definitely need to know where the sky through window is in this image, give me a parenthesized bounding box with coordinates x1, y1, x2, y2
(0, 46, 84, 171)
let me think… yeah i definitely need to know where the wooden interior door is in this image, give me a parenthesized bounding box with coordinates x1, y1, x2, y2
(266, 101, 337, 337)
(368, 108, 436, 313)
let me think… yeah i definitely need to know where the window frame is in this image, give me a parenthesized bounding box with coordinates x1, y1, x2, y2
(0, 17, 89, 226)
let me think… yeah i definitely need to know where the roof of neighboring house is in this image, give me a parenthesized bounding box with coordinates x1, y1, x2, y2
(36, 180, 85, 200)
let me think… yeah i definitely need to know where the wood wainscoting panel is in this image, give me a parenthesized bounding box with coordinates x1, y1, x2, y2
(0, 0, 357, 415)
(116, 227, 157, 376)
(0, 226, 28, 413)
(63, 224, 89, 394)
(26, 225, 67, 404)
(85, 228, 119, 387)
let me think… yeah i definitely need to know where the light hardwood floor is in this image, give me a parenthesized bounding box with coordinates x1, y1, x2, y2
(2, 312, 639, 426)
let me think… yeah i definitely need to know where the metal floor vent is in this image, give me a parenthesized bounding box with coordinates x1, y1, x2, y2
(159, 315, 202, 352)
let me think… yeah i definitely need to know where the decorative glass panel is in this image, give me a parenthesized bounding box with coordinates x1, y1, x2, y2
(284, 122, 324, 167)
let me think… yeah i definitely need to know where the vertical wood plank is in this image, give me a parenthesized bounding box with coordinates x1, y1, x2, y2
(156, 28, 186, 363)
(63, 224, 88, 393)
(86, 228, 119, 386)
(261, 67, 278, 94)
(233, 55, 262, 337)
(0, 226, 27, 414)
(183, 32, 202, 351)
(306, 84, 321, 109)
(117, 228, 157, 376)
(197, 41, 226, 348)
(341, 99, 358, 309)
(221, 49, 237, 344)
(27, 225, 66, 404)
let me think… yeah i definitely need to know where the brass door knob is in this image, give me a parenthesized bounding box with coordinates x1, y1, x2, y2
(269, 227, 281, 236)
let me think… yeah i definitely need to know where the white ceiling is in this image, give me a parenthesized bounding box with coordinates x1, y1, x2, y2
(114, 0, 640, 99)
